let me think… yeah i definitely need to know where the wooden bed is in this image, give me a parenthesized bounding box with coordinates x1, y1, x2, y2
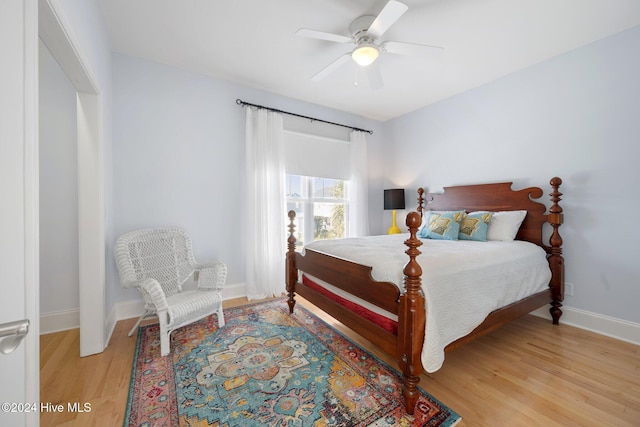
(285, 177, 565, 414)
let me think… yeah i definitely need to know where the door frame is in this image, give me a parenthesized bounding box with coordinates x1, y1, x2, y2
(25, 0, 40, 423)
(39, 0, 105, 356)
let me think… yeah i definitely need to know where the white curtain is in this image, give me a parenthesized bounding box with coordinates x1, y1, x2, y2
(245, 107, 286, 299)
(348, 130, 370, 237)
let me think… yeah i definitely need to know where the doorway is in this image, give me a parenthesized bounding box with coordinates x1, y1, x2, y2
(39, 0, 105, 357)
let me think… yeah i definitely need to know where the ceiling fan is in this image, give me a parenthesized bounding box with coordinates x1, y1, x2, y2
(296, 0, 443, 89)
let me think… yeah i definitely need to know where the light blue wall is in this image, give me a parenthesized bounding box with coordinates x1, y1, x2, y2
(110, 53, 384, 303)
(385, 26, 640, 324)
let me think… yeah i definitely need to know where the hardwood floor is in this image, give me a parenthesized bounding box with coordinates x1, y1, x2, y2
(40, 298, 640, 426)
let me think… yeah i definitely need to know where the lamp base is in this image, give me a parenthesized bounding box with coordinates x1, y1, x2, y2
(387, 210, 401, 235)
(387, 225, 401, 234)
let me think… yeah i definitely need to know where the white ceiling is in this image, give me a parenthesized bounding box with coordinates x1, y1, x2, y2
(98, 0, 640, 121)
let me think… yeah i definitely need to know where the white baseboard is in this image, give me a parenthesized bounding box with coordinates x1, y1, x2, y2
(52, 286, 638, 349)
(104, 298, 145, 346)
(40, 308, 80, 334)
(104, 282, 247, 346)
(220, 281, 248, 301)
(530, 305, 640, 346)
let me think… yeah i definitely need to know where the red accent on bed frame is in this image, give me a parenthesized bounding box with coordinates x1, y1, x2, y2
(301, 274, 398, 335)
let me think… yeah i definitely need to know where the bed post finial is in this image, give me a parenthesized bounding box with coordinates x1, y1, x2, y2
(548, 177, 564, 324)
(397, 211, 425, 415)
(417, 188, 425, 217)
(286, 210, 298, 314)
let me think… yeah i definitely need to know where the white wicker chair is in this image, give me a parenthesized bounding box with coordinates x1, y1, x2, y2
(114, 228, 226, 356)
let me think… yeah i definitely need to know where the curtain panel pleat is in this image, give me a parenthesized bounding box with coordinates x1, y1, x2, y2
(244, 107, 286, 299)
(348, 130, 370, 237)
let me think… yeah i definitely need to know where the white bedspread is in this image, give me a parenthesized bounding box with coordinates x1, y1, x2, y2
(304, 234, 551, 372)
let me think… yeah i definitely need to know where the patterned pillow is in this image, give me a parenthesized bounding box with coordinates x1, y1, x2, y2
(419, 211, 465, 240)
(459, 211, 493, 241)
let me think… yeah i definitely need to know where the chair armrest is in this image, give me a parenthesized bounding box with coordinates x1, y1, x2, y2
(194, 262, 227, 292)
(125, 277, 168, 312)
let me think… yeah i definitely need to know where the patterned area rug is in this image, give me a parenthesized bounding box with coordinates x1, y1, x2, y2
(124, 299, 461, 426)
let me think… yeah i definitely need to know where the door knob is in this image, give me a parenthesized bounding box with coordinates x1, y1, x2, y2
(0, 319, 30, 355)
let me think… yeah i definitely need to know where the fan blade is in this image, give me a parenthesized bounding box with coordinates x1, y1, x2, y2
(311, 53, 352, 82)
(366, 61, 384, 90)
(367, 0, 408, 39)
(296, 28, 352, 44)
(381, 41, 444, 58)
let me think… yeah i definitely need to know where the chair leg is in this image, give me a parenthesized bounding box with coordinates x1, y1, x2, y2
(159, 319, 170, 357)
(128, 309, 153, 337)
(217, 305, 225, 327)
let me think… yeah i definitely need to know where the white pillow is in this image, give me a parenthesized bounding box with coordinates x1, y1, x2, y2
(486, 210, 527, 241)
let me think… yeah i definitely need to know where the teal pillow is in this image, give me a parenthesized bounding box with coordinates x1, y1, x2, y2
(419, 211, 464, 240)
(459, 211, 493, 241)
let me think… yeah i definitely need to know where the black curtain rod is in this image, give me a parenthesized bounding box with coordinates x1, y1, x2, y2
(236, 99, 373, 134)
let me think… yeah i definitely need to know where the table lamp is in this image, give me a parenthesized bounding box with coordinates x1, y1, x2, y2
(384, 188, 405, 234)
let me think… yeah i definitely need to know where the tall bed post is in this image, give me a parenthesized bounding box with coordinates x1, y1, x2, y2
(397, 211, 425, 415)
(286, 210, 298, 314)
(417, 187, 425, 217)
(548, 177, 564, 324)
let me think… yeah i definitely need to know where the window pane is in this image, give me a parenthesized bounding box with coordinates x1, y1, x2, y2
(312, 177, 326, 198)
(285, 175, 303, 198)
(313, 202, 345, 240)
(331, 180, 345, 199)
(286, 174, 348, 245)
(312, 177, 344, 199)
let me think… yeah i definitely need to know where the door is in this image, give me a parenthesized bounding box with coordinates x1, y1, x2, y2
(0, 0, 39, 426)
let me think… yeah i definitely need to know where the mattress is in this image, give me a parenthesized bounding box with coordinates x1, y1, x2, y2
(303, 233, 552, 372)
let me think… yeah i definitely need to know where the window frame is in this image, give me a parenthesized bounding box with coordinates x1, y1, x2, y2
(286, 174, 350, 248)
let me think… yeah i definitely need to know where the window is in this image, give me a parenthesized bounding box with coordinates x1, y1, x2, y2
(286, 174, 349, 249)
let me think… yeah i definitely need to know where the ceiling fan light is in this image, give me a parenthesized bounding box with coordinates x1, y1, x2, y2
(352, 44, 379, 66)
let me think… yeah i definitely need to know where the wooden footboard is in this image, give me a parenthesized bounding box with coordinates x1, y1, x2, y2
(287, 244, 400, 355)
(286, 210, 425, 414)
